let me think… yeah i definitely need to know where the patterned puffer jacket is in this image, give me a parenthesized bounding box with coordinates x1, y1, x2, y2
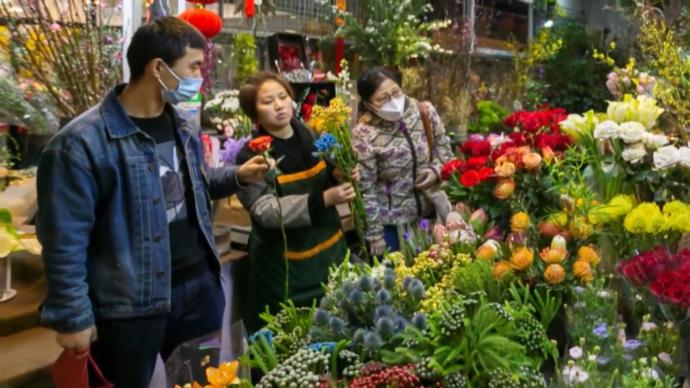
(352, 97, 454, 242)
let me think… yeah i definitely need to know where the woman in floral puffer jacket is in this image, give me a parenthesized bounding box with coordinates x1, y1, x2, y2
(353, 67, 454, 256)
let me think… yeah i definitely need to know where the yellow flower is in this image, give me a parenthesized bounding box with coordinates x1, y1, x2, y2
(569, 216, 593, 240)
(476, 240, 500, 261)
(492, 260, 513, 279)
(662, 201, 690, 232)
(549, 212, 569, 227)
(577, 245, 600, 266)
(495, 161, 516, 177)
(540, 247, 567, 264)
(205, 361, 240, 388)
(510, 212, 530, 232)
(573, 260, 593, 282)
(544, 264, 566, 284)
(624, 203, 666, 234)
(510, 247, 534, 270)
(588, 195, 635, 225)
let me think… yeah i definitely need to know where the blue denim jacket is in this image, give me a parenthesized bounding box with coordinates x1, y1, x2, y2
(36, 85, 239, 333)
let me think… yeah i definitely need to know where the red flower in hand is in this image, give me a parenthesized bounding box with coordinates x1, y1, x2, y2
(248, 136, 273, 153)
(460, 170, 481, 187)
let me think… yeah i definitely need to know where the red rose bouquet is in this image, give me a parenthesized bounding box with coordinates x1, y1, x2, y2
(619, 248, 690, 322)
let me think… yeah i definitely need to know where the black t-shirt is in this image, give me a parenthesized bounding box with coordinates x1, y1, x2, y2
(130, 111, 210, 284)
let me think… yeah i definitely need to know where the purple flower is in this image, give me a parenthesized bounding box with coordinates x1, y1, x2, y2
(593, 323, 608, 338)
(403, 230, 411, 241)
(419, 219, 431, 232)
(219, 136, 249, 165)
(624, 339, 643, 351)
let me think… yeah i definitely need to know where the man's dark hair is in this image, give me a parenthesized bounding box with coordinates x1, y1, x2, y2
(126, 16, 207, 82)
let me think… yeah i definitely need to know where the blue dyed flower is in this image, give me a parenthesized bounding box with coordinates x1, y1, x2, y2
(374, 305, 394, 320)
(376, 289, 392, 304)
(309, 342, 336, 353)
(314, 133, 340, 153)
(249, 329, 273, 345)
(592, 323, 608, 338)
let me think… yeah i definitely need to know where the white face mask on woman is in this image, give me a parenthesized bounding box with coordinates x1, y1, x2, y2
(372, 95, 405, 122)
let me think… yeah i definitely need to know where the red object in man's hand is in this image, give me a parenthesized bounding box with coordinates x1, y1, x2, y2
(248, 136, 273, 153)
(52, 350, 113, 388)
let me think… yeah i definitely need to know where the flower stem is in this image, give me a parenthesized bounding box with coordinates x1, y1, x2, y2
(264, 152, 290, 300)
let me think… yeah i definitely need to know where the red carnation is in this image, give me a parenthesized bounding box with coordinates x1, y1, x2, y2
(248, 135, 273, 153)
(467, 156, 489, 170)
(477, 167, 494, 181)
(491, 142, 516, 161)
(441, 159, 464, 181)
(461, 139, 491, 157)
(508, 132, 527, 146)
(460, 170, 481, 187)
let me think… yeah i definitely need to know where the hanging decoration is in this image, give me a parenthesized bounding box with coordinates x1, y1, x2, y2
(179, 7, 223, 39)
(245, 0, 255, 18)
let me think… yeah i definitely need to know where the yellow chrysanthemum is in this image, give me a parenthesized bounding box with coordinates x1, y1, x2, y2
(624, 203, 667, 234)
(510, 212, 530, 232)
(662, 200, 690, 232)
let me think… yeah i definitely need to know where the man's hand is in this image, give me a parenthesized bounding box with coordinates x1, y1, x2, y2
(323, 183, 356, 207)
(56, 325, 97, 359)
(414, 168, 437, 191)
(369, 238, 386, 257)
(237, 155, 273, 184)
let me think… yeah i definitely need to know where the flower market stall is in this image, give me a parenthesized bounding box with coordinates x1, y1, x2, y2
(3, 1, 690, 388)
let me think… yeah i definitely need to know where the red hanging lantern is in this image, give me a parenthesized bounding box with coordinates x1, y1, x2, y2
(179, 7, 223, 39)
(245, 0, 255, 18)
(187, 0, 218, 4)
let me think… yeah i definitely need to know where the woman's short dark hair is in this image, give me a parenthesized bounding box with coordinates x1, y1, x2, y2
(126, 17, 207, 82)
(356, 67, 402, 112)
(239, 71, 295, 122)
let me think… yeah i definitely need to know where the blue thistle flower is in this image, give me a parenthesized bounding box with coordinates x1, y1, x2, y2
(374, 305, 394, 320)
(376, 289, 392, 304)
(348, 289, 365, 307)
(329, 316, 347, 336)
(409, 283, 425, 300)
(249, 329, 273, 345)
(412, 312, 428, 330)
(402, 276, 414, 290)
(343, 280, 356, 294)
(363, 331, 383, 350)
(352, 329, 366, 346)
(358, 275, 373, 291)
(314, 308, 331, 326)
(376, 317, 395, 338)
(393, 315, 409, 331)
(383, 273, 397, 290)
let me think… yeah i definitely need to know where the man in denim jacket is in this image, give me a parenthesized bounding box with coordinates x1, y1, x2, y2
(36, 17, 270, 387)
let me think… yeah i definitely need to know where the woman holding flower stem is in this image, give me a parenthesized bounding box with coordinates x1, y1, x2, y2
(235, 72, 354, 333)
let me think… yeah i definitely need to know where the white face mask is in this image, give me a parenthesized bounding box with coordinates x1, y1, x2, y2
(373, 95, 405, 122)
